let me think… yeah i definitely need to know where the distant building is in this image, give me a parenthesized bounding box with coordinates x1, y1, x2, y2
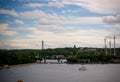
(78, 48, 96, 54)
(56, 55, 65, 59)
(74, 45, 76, 48)
(67, 55, 76, 58)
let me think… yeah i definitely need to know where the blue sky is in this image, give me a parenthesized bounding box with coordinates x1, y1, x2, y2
(0, 0, 120, 49)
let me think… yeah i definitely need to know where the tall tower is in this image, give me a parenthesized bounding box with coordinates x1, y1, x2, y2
(42, 40, 44, 50)
(104, 38, 107, 55)
(109, 41, 111, 55)
(113, 36, 116, 55)
(42, 40, 46, 63)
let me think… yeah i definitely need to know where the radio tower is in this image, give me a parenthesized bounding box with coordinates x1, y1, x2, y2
(42, 40, 46, 63)
(113, 36, 116, 55)
(109, 41, 111, 55)
(104, 38, 107, 55)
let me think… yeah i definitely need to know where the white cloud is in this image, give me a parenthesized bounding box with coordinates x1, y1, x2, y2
(24, 1, 64, 8)
(14, 19, 24, 24)
(0, 8, 104, 26)
(36, 25, 76, 33)
(19, 9, 65, 22)
(19, 9, 65, 25)
(0, 24, 17, 36)
(62, 0, 120, 14)
(48, 1, 64, 8)
(0, 25, 120, 49)
(38, 18, 60, 25)
(19, 10, 46, 19)
(26, 26, 77, 43)
(67, 17, 103, 24)
(0, 9, 103, 25)
(0, 9, 18, 17)
(19, 9, 64, 20)
(0, 1, 120, 49)
(25, 26, 120, 48)
(9, 39, 33, 49)
(0, 39, 36, 49)
(24, 3, 45, 8)
(104, 24, 120, 29)
(38, 14, 65, 25)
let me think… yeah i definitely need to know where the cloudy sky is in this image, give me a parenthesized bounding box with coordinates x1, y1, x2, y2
(0, 0, 120, 49)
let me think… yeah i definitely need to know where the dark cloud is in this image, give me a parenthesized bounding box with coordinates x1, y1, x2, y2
(103, 15, 120, 24)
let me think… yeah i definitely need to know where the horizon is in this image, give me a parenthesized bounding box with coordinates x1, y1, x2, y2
(0, 45, 120, 50)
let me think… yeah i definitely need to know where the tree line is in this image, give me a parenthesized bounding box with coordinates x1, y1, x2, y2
(0, 47, 120, 65)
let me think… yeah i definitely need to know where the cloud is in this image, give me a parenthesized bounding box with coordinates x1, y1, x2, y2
(0, 9, 103, 25)
(26, 26, 77, 42)
(62, 0, 120, 14)
(38, 13, 65, 25)
(24, 3, 45, 8)
(19, 10, 46, 19)
(24, 1, 64, 8)
(29, 26, 109, 43)
(67, 17, 103, 24)
(36, 25, 76, 33)
(14, 19, 24, 24)
(19, 9, 64, 21)
(0, 9, 45, 19)
(0, 1, 120, 49)
(19, 9, 65, 25)
(48, 1, 64, 8)
(0, 9, 18, 17)
(26, 27, 120, 48)
(0, 38, 35, 49)
(0, 24, 17, 36)
(9, 39, 33, 49)
(0, 25, 120, 49)
(103, 15, 120, 24)
(62, 9, 81, 14)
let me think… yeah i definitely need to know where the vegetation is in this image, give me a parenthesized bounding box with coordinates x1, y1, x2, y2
(0, 49, 36, 65)
(67, 48, 120, 63)
(0, 47, 120, 65)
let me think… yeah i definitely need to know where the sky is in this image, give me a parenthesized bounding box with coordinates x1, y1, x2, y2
(0, 0, 120, 49)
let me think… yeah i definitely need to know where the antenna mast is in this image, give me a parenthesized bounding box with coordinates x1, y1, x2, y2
(42, 40, 46, 63)
(113, 36, 116, 55)
(109, 41, 111, 55)
(104, 38, 107, 55)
